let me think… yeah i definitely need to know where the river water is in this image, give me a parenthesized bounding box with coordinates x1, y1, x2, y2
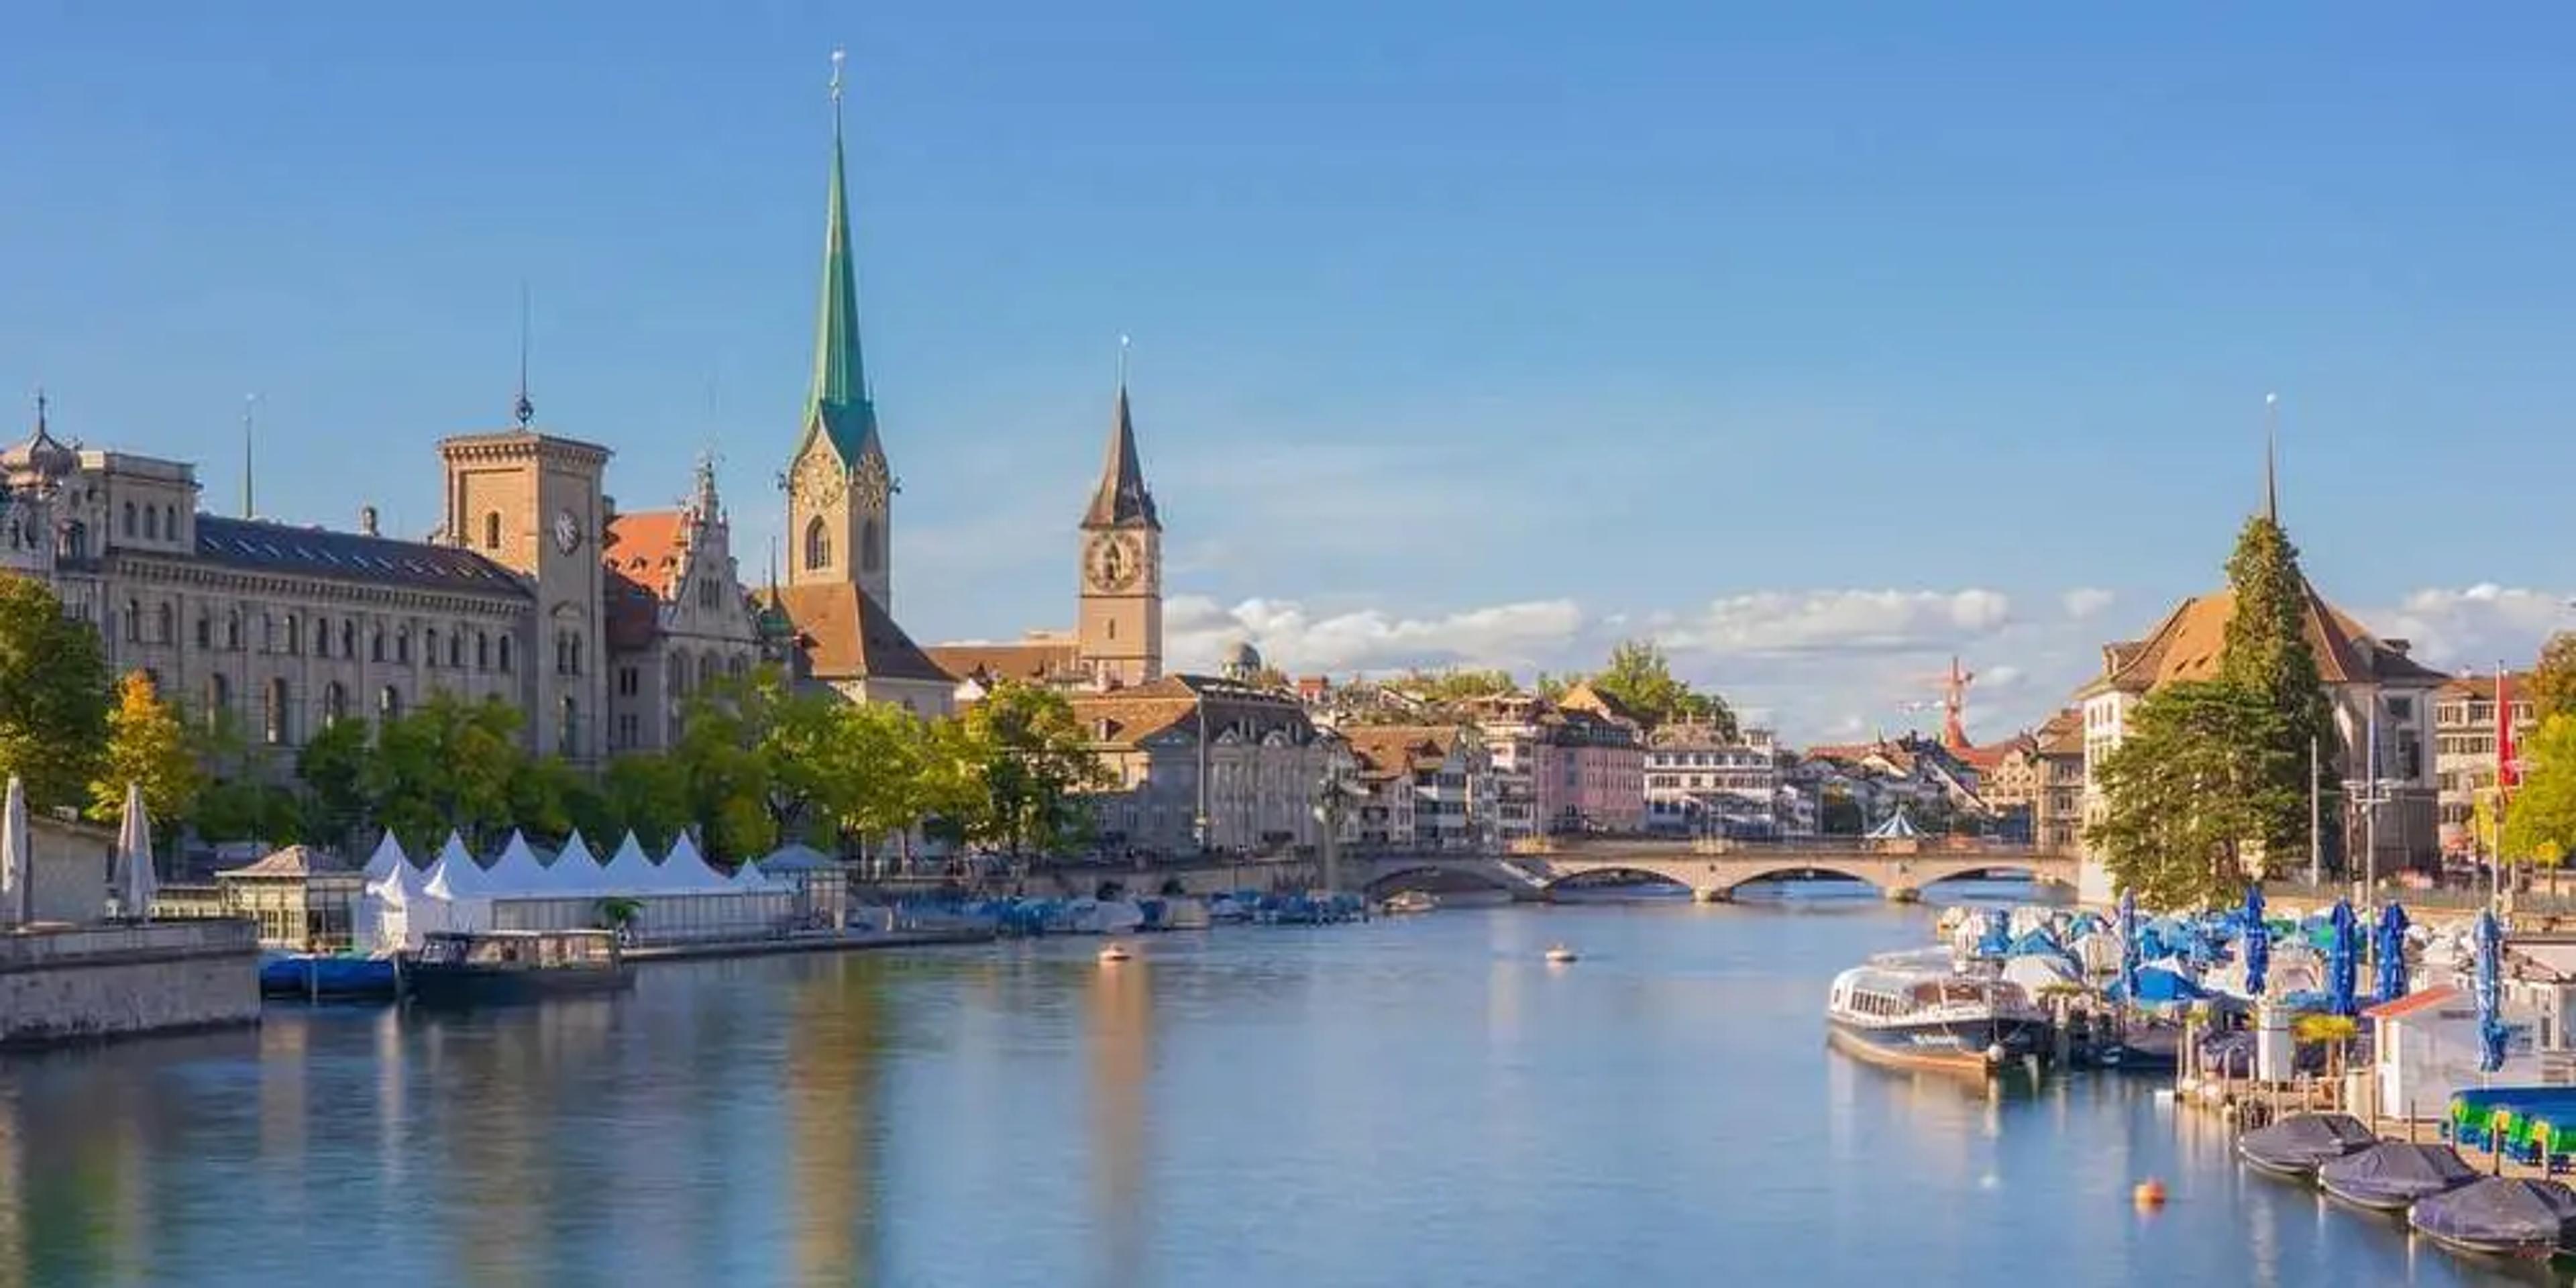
(0, 894, 2557, 1287)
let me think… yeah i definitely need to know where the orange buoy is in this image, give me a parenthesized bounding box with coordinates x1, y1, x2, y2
(2133, 1179, 2167, 1209)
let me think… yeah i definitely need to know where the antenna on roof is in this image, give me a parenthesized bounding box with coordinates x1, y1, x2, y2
(31, 387, 46, 435)
(514, 283, 536, 429)
(241, 394, 260, 519)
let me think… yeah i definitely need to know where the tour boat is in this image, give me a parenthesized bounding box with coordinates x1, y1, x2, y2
(406, 930, 634, 1006)
(1544, 945, 1579, 964)
(1382, 891, 1439, 916)
(1824, 961, 2047, 1075)
(1099, 943, 1132, 963)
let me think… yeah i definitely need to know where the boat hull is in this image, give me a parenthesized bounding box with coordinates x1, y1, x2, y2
(1826, 1016, 2046, 1076)
(407, 964, 636, 1006)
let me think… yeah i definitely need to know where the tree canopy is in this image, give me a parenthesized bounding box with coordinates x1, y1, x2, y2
(2532, 633, 2576, 723)
(2088, 679, 2300, 909)
(2502, 713, 2576, 868)
(1583, 639, 1736, 737)
(88, 671, 200, 833)
(2215, 513, 2336, 863)
(962, 680, 1109, 857)
(0, 576, 110, 811)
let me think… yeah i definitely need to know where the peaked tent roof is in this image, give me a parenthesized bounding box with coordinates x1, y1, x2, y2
(661, 833, 735, 892)
(600, 832, 659, 895)
(1081, 383, 1159, 529)
(423, 833, 490, 900)
(1866, 806, 1924, 839)
(484, 831, 549, 896)
(795, 80, 881, 472)
(361, 832, 409, 883)
(543, 830, 605, 896)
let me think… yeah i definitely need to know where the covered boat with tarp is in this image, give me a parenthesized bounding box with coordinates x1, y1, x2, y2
(2315, 1142, 2479, 1212)
(2235, 1111, 2377, 1179)
(2409, 1177, 2576, 1260)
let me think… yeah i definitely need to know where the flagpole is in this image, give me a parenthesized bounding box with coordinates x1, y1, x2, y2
(2496, 660, 2512, 912)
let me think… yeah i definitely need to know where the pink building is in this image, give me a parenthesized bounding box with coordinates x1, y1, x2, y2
(1542, 684, 1646, 835)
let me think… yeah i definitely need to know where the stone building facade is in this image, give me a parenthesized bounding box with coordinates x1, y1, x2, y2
(1071, 658, 1341, 857)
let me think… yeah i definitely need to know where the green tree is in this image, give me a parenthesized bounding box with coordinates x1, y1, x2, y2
(601, 753, 693, 851)
(294, 717, 376, 849)
(506, 755, 584, 843)
(1397, 668, 1519, 708)
(365, 694, 525, 851)
(2215, 513, 2336, 866)
(966, 681, 1109, 857)
(2532, 633, 2576, 722)
(1577, 640, 1737, 737)
(0, 575, 111, 811)
(2088, 680, 2300, 909)
(670, 674, 780, 859)
(2501, 714, 2576, 867)
(918, 716, 996, 852)
(88, 670, 201, 831)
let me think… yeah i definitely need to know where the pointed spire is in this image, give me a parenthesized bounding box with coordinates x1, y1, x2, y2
(1084, 335, 1159, 529)
(2263, 391, 2279, 525)
(514, 284, 536, 429)
(241, 394, 258, 520)
(800, 47, 877, 466)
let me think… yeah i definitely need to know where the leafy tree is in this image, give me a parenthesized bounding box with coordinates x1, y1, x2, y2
(1573, 640, 1737, 738)
(193, 779, 305, 847)
(506, 755, 584, 844)
(2215, 514, 2337, 865)
(2088, 680, 2300, 909)
(2501, 714, 2576, 867)
(1532, 672, 1570, 702)
(366, 694, 524, 851)
(1397, 668, 1519, 708)
(670, 674, 780, 859)
(89, 670, 201, 832)
(2533, 633, 2576, 722)
(0, 575, 110, 811)
(814, 701, 932, 859)
(294, 717, 375, 849)
(917, 716, 996, 852)
(601, 753, 693, 852)
(965, 680, 1108, 857)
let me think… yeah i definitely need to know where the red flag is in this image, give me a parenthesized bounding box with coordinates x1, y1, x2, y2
(2498, 665, 2520, 797)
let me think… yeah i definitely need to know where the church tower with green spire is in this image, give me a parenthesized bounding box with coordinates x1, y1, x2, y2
(786, 50, 896, 612)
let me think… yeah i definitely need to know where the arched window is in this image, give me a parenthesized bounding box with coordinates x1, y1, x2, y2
(205, 674, 229, 727)
(284, 616, 302, 656)
(698, 652, 717, 692)
(313, 618, 329, 659)
(861, 518, 881, 574)
(341, 620, 356, 659)
(60, 521, 87, 560)
(557, 695, 578, 756)
(264, 677, 290, 745)
(164, 505, 178, 542)
(496, 635, 512, 673)
(123, 598, 141, 643)
(154, 602, 172, 645)
(144, 506, 159, 540)
(476, 631, 490, 670)
(449, 631, 463, 669)
(484, 511, 502, 549)
(803, 517, 830, 572)
(379, 685, 402, 720)
(322, 682, 347, 726)
(396, 627, 411, 664)
(122, 502, 136, 537)
(424, 629, 439, 668)
(370, 625, 385, 663)
(261, 614, 274, 652)
(669, 653, 688, 698)
(225, 610, 241, 651)
(195, 612, 211, 650)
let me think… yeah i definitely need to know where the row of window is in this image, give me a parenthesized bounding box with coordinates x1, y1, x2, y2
(120, 500, 183, 543)
(2434, 700, 2538, 727)
(119, 600, 518, 674)
(189, 674, 586, 757)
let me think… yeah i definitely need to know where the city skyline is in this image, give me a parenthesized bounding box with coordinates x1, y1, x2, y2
(9, 5, 2576, 738)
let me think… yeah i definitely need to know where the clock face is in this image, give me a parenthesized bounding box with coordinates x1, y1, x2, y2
(853, 451, 894, 513)
(794, 451, 846, 508)
(553, 509, 582, 555)
(1086, 532, 1142, 592)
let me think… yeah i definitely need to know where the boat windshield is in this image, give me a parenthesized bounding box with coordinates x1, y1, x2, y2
(1908, 980, 1994, 1008)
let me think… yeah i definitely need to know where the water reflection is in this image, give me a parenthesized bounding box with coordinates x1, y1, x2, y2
(787, 959, 888, 1285)
(1087, 957, 1152, 1288)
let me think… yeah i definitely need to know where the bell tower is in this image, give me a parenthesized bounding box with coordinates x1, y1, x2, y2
(784, 48, 896, 610)
(1076, 356, 1161, 688)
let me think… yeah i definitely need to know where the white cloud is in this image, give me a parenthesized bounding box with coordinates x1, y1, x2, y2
(1657, 588, 2012, 657)
(2061, 588, 2116, 621)
(2359, 585, 2575, 672)
(1979, 663, 2026, 692)
(1165, 594, 1585, 676)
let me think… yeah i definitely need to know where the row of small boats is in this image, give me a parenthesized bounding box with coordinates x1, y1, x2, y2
(2239, 1112, 2576, 1262)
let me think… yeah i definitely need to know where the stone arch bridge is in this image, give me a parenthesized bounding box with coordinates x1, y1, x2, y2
(1359, 839, 2078, 902)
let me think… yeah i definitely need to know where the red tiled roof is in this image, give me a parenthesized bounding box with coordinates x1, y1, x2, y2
(602, 509, 690, 598)
(2362, 985, 2465, 1021)
(2438, 672, 2533, 702)
(926, 641, 1085, 685)
(754, 583, 950, 684)
(2086, 582, 2450, 696)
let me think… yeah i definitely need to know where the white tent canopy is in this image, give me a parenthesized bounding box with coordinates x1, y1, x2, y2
(600, 833, 658, 896)
(361, 832, 408, 883)
(543, 830, 606, 897)
(484, 831, 549, 897)
(661, 833, 734, 892)
(1866, 806, 1923, 840)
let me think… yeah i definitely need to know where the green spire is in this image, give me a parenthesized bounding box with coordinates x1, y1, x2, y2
(802, 49, 877, 466)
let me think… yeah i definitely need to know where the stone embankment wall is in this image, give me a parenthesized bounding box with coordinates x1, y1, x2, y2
(0, 921, 260, 1047)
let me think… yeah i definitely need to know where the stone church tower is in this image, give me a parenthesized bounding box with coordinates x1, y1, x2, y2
(784, 60, 895, 612)
(1075, 376, 1161, 687)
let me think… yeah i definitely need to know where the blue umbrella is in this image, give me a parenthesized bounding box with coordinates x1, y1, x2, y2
(2118, 890, 2142, 1005)
(2476, 909, 2508, 1074)
(2374, 902, 2410, 1004)
(1976, 906, 2010, 958)
(2243, 885, 2270, 998)
(2326, 900, 2359, 1016)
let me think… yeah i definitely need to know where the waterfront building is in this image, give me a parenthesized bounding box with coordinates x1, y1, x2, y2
(1958, 710, 2084, 848)
(1069, 647, 1342, 857)
(1544, 684, 1646, 835)
(1464, 692, 1549, 845)
(2432, 672, 2536, 848)
(602, 459, 767, 752)
(926, 373, 1167, 697)
(1338, 724, 1490, 851)
(2072, 529, 2449, 899)
(1643, 724, 1783, 837)
(1344, 737, 1421, 847)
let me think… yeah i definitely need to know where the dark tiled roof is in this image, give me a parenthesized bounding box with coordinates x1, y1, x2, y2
(193, 517, 529, 597)
(755, 582, 951, 684)
(926, 641, 1086, 684)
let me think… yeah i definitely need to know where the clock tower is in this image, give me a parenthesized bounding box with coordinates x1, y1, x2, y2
(784, 50, 895, 612)
(1076, 376, 1161, 687)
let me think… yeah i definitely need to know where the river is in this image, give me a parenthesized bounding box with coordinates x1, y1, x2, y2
(0, 893, 2556, 1287)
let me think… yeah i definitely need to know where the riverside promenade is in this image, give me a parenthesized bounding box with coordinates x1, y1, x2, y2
(0, 920, 260, 1046)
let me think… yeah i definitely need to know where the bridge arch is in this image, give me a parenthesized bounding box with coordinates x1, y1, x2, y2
(1707, 864, 1888, 895)
(1363, 865, 1523, 898)
(1538, 867, 1697, 894)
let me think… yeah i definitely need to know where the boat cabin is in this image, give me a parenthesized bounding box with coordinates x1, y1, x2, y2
(416, 928, 623, 972)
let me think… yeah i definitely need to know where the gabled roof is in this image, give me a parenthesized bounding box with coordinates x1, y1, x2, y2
(602, 508, 690, 598)
(1082, 383, 1159, 530)
(1067, 674, 1317, 753)
(192, 516, 529, 598)
(926, 641, 1086, 685)
(221, 844, 355, 879)
(756, 582, 948, 684)
(2082, 580, 2450, 697)
(2362, 985, 2465, 1020)
(1555, 681, 1641, 726)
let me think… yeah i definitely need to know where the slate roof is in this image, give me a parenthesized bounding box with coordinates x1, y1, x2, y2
(193, 517, 529, 597)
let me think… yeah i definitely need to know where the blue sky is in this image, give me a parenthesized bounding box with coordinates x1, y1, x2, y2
(7, 3, 2576, 738)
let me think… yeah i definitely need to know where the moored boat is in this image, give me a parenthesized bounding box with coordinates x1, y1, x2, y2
(2235, 1112, 2378, 1179)
(1825, 961, 2047, 1076)
(2316, 1142, 2479, 1212)
(407, 930, 634, 1006)
(2409, 1177, 2576, 1260)
(259, 951, 401, 1000)
(1382, 891, 1438, 916)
